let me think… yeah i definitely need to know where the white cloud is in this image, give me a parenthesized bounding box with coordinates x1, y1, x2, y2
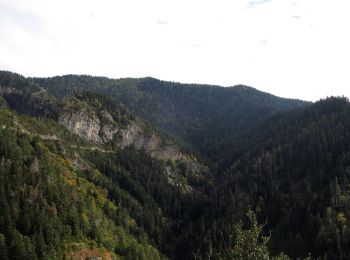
(247, 0, 272, 9)
(0, 0, 349, 101)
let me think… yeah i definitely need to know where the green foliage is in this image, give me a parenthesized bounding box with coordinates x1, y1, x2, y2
(0, 233, 8, 260)
(3, 71, 350, 259)
(230, 210, 270, 260)
(32, 74, 307, 165)
(271, 253, 291, 260)
(0, 95, 8, 108)
(0, 119, 161, 259)
(0, 71, 57, 119)
(217, 97, 350, 259)
(9, 231, 37, 260)
(81, 147, 197, 257)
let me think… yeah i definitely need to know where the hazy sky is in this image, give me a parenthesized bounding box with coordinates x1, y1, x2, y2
(0, 0, 349, 101)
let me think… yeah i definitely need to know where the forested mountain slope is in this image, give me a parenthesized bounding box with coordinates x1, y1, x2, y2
(0, 109, 165, 259)
(0, 71, 209, 259)
(1, 70, 350, 259)
(0, 71, 206, 186)
(205, 97, 350, 259)
(32, 75, 308, 164)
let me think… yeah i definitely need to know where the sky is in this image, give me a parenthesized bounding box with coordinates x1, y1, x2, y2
(0, 0, 349, 101)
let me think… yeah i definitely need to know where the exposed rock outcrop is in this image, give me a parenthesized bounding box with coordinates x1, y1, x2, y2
(57, 94, 207, 193)
(59, 110, 103, 143)
(58, 106, 187, 162)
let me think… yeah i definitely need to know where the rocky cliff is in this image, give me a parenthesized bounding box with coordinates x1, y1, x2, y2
(58, 94, 202, 163)
(56, 93, 207, 193)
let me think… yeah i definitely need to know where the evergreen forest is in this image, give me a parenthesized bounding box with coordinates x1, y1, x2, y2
(0, 70, 349, 259)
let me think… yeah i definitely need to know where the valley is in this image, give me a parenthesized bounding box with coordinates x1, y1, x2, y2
(0, 71, 349, 259)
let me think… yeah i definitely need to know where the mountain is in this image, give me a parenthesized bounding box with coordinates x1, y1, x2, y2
(201, 97, 350, 259)
(1, 71, 206, 185)
(0, 71, 209, 259)
(1, 70, 350, 259)
(32, 75, 308, 166)
(0, 106, 164, 259)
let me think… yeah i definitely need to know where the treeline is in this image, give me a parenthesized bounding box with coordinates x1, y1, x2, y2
(32, 74, 307, 165)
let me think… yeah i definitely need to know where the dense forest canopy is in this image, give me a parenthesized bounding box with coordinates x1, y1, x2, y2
(0, 70, 350, 259)
(32, 75, 308, 166)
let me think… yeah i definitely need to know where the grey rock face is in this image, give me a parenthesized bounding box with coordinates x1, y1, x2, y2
(58, 109, 184, 161)
(59, 111, 103, 143)
(100, 124, 119, 142)
(119, 122, 143, 148)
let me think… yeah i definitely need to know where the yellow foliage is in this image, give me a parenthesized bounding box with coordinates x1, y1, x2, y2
(337, 212, 347, 225)
(128, 218, 137, 227)
(65, 159, 73, 167)
(69, 179, 77, 187)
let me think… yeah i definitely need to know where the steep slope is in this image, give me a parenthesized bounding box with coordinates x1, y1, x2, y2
(58, 92, 207, 191)
(0, 109, 163, 259)
(0, 71, 211, 259)
(0, 71, 57, 118)
(4, 70, 350, 259)
(202, 97, 350, 259)
(59, 91, 191, 161)
(0, 71, 207, 190)
(32, 75, 309, 164)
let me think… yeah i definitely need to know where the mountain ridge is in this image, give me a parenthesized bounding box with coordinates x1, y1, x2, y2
(31, 73, 309, 166)
(1, 70, 349, 259)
